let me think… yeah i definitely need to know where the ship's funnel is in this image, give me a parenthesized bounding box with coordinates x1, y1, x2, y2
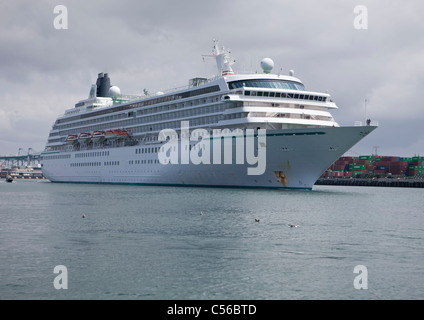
(96, 72, 111, 98)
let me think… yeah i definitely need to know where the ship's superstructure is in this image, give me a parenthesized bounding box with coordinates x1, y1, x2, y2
(41, 41, 376, 189)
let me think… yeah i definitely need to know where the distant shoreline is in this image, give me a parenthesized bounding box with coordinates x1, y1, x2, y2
(316, 177, 424, 188)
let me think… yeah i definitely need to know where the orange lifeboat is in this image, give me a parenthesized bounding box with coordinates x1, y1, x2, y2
(116, 129, 129, 139)
(105, 130, 118, 140)
(105, 129, 129, 140)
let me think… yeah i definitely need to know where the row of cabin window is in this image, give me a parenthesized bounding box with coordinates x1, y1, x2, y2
(129, 159, 160, 165)
(70, 162, 101, 167)
(55, 96, 222, 131)
(75, 151, 110, 158)
(58, 113, 223, 138)
(131, 115, 223, 134)
(69, 161, 119, 167)
(42, 154, 71, 160)
(135, 147, 160, 154)
(136, 96, 221, 116)
(245, 91, 327, 102)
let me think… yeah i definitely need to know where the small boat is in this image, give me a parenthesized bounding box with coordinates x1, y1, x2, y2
(105, 129, 127, 140)
(105, 130, 118, 140)
(78, 132, 91, 144)
(116, 129, 129, 139)
(65, 134, 78, 144)
(6, 174, 14, 183)
(91, 130, 105, 143)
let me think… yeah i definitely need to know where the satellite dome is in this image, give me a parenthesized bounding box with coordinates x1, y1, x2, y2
(260, 58, 274, 74)
(108, 86, 121, 97)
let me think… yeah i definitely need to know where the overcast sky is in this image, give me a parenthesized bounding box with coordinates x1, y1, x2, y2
(1, 0, 423, 157)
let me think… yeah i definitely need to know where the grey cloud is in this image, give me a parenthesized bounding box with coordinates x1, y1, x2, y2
(1, 0, 424, 157)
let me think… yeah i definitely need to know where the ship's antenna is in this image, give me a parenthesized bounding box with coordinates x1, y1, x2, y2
(202, 39, 235, 77)
(364, 98, 368, 123)
(213, 39, 220, 55)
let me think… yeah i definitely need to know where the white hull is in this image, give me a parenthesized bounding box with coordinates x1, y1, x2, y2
(41, 126, 376, 189)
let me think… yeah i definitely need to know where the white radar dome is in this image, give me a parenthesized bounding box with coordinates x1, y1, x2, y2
(260, 58, 274, 74)
(108, 86, 121, 97)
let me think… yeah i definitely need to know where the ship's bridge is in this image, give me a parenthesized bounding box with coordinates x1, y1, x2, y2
(219, 72, 339, 129)
(227, 78, 306, 91)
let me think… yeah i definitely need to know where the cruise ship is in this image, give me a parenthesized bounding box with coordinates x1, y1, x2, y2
(41, 41, 377, 189)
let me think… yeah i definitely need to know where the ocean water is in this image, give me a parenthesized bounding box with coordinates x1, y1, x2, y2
(0, 179, 423, 300)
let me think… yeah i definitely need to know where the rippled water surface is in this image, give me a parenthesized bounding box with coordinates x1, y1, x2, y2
(1, 180, 423, 299)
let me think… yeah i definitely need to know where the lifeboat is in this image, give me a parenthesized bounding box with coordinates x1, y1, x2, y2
(91, 130, 105, 143)
(65, 134, 78, 144)
(105, 129, 118, 140)
(116, 129, 129, 139)
(105, 129, 129, 140)
(78, 132, 91, 144)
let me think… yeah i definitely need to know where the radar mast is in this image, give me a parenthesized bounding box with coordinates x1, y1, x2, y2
(202, 39, 235, 76)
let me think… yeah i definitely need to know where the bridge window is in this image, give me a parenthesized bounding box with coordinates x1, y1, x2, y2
(229, 79, 305, 91)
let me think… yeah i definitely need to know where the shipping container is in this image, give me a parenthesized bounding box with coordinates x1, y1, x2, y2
(376, 166, 389, 170)
(339, 156, 355, 162)
(389, 162, 408, 167)
(407, 170, 420, 176)
(352, 165, 366, 170)
(352, 171, 367, 177)
(352, 169, 368, 173)
(389, 168, 404, 175)
(373, 170, 388, 175)
(335, 159, 351, 164)
(332, 155, 422, 177)
(355, 160, 366, 165)
(331, 171, 345, 177)
(380, 156, 399, 162)
(333, 165, 346, 171)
